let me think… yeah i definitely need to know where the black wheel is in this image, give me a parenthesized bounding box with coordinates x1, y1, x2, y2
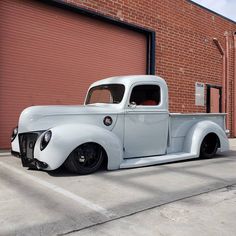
(200, 133, 219, 159)
(64, 143, 104, 175)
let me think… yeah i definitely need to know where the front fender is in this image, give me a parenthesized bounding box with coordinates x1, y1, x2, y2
(183, 120, 229, 156)
(34, 124, 123, 170)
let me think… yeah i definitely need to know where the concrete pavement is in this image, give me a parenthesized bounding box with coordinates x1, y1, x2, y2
(72, 184, 236, 236)
(0, 140, 236, 235)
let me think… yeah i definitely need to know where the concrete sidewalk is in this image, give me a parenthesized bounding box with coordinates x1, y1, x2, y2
(72, 184, 236, 236)
(229, 138, 236, 148)
(0, 138, 236, 235)
(0, 149, 11, 155)
(0, 139, 236, 235)
(72, 141, 236, 236)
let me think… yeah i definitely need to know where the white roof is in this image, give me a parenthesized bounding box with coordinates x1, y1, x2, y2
(90, 75, 166, 88)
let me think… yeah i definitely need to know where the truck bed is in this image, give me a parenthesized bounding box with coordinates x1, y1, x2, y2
(167, 113, 226, 154)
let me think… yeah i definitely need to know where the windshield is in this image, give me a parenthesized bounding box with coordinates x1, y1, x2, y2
(86, 84, 125, 105)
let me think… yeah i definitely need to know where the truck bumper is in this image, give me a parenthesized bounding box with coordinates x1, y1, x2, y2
(11, 150, 20, 157)
(20, 154, 48, 169)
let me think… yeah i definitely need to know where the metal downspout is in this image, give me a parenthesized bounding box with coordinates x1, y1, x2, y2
(225, 34, 230, 130)
(233, 32, 236, 137)
(213, 38, 226, 113)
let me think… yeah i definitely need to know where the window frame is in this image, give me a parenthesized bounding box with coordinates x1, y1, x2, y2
(128, 83, 161, 108)
(85, 83, 125, 105)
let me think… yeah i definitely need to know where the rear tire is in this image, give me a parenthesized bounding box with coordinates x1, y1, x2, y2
(64, 143, 104, 175)
(200, 133, 219, 159)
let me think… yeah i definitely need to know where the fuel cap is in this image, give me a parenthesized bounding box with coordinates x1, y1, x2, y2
(103, 116, 113, 126)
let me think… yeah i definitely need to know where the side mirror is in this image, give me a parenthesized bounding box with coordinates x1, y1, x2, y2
(128, 102, 137, 109)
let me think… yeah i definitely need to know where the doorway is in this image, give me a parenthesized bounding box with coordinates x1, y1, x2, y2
(206, 84, 222, 113)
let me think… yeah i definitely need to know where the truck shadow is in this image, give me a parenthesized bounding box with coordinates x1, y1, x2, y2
(47, 161, 108, 177)
(47, 150, 236, 177)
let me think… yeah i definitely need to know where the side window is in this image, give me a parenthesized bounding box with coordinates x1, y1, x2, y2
(130, 85, 161, 106)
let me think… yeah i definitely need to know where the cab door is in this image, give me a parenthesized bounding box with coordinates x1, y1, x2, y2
(124, 84, 169, 158)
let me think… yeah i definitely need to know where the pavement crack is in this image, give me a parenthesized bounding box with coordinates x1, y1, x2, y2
(57, 183, 236, 236)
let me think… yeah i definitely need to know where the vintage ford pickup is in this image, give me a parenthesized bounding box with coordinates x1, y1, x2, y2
(11, 75, 229, 174)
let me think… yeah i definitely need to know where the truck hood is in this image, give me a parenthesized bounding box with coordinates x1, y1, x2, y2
(18, 105, 120, 133)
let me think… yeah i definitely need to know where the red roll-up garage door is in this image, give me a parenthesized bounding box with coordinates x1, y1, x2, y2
(0, 0, 147, 148)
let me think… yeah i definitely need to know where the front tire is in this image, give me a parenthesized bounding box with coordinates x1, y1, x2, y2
(64, 143, 104, 175)
(200, 133, 219, 159)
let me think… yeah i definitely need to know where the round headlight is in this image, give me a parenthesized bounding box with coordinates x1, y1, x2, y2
(11, 127, 18, 142)
(40, 130, 52, 151)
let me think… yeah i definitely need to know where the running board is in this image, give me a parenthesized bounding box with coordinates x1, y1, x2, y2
(120, 152, 197, 169)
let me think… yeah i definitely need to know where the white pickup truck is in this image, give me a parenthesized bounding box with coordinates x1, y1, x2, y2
(11, 75, 229, 174)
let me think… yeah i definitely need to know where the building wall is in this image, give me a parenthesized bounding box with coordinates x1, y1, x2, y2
(0, 0, 149, 148)
(1, 0, 236, 148)
(63, 0, 236, 133)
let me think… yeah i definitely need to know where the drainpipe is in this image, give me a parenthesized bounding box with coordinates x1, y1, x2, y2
(225, 34, 230, 130)
(213, 38, 226, 114)
(233, 32, 236, 137)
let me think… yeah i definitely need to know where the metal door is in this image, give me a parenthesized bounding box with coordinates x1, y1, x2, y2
(124, 84, 168, 158)
(206, 85, 222, 113)
(0, 0, 148, 148)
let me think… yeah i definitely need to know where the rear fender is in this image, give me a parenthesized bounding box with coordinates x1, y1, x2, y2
(34, 124, 123, 170)
(183, 120, 229, 156)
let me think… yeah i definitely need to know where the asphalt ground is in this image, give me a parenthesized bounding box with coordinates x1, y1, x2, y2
(0, 140, 236, 236)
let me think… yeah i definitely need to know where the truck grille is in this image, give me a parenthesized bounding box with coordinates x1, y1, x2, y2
(19, 132, 43, 160)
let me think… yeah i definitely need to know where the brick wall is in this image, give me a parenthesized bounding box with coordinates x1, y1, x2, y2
(63, 0, 236, 132)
